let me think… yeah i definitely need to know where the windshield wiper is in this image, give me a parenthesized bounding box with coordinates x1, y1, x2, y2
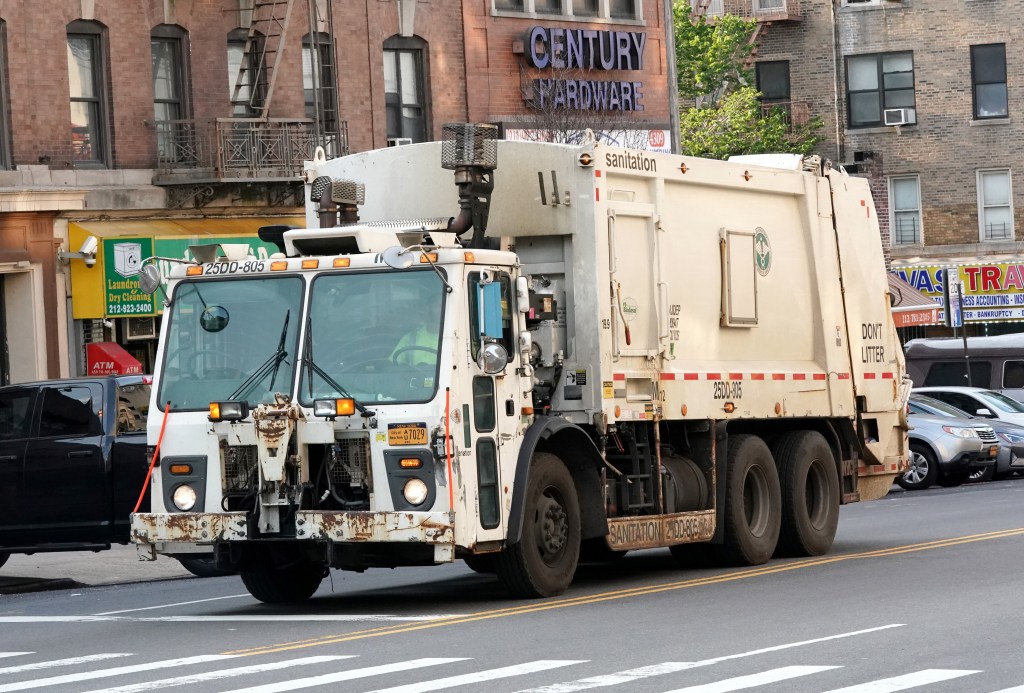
(303, 315, 373, 416)
(229, 311, 290, 402)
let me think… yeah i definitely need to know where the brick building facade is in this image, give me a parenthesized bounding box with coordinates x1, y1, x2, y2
(0, 0, 671, 384)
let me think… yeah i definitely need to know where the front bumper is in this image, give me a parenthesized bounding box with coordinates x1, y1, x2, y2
(130, 510, 454, 546)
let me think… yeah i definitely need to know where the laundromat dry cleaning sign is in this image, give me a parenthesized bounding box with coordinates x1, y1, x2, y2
(104, 237, 157, 317)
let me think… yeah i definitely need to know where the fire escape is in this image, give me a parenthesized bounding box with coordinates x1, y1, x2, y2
(154, 0, 348, 208)
(689, 0, 808, 129)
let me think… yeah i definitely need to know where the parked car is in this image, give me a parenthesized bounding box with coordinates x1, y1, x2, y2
(909, 393, 1024, 482)
(904, 334, 1024, 401)
(901, 397, 999, 491)
(912, 386, 1024, 427)
(0, 375, 230, 577)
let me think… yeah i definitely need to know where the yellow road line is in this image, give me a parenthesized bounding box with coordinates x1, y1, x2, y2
(226, 527, 1024, 656)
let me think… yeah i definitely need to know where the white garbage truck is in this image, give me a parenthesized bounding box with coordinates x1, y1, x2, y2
(131, 124, 909, 602)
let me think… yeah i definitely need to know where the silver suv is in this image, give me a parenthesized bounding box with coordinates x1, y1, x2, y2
(901, 399, 999, 491)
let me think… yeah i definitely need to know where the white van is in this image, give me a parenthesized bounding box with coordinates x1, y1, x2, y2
(904, 334, 1024, 402)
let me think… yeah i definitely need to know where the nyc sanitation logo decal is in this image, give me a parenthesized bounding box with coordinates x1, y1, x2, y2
(754, 228, 771, 277)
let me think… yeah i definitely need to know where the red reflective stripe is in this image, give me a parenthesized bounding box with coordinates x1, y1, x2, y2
(813, 373, 827, 381)
(728, 373, 743, 380)
(751, 373, 765, 380)
(683, 373, 699, 380)
(772, 373, 786, 381)
(706, 372, 721, 380)
(792, 373, 807, 381)
(660, 372, 676, 380)
(864, 372, 877, 379)
(881, 372, 894, 379)
(613, 373, 625, 381)
(838, 373, 851, 380)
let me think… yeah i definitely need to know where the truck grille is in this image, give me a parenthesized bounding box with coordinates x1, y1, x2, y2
(330, 436, 371, 487)
(223, 444, 258, 493)
(977, 427, 998, 445)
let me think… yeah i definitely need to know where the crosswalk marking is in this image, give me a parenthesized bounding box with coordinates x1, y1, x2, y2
(820, 669, 981, 692)
(76, 656, 351, 693)
(216, 658, 468, 693)
(0, 655, 236, 693)
(515, 662, 695, 692)
(364, 660, 589, 693)
(662, 665, 841, 692)
(0, 654, 131, 675)
(989, 686, 1024, 692)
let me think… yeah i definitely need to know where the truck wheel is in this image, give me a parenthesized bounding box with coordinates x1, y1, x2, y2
(896, 443, 938, 491)
(773, 431, 839, 557)
(240, 560, 325, 603)
(496, 452, 580, 598)
(176, 555, 237, 578)
(0, 552, 8, 569)
(720, 434, 781, 566)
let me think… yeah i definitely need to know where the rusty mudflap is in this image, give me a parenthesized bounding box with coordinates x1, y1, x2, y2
(130, 512, 248, 544)
(606, 510, 716, 551)
(296, 511, 454, 544)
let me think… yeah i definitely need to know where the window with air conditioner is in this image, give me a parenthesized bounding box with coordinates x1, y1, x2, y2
(978, 169, 1014, 242)
(846, 51, 915, 128)
(889, 175, 921, 245)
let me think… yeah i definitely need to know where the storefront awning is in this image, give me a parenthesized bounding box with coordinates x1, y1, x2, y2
(68, 216, 304, 320)
(86, 342, 144, 376)
(888, 273, 940, 328)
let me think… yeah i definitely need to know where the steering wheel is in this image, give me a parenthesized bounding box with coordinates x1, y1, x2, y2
(391, 345, 439, 365)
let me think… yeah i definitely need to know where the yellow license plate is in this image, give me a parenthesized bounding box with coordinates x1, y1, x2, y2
(388, 423, 427, 446)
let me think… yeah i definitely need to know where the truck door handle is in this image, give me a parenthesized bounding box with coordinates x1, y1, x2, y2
(68, 450, 94, 458)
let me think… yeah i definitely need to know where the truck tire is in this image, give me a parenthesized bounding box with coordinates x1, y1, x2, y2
(0, 552, 8, 570)
(240, 560, 325, 603)
(496, 452, 580, 598)
(773, 431, 839, 557)
(719, 434, 781, 566)
(896, 443, 938, 491)
(176, 555, 237, 578)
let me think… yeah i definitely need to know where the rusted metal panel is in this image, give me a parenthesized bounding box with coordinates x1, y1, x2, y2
(606, 510, 716, 551)
(296, 511, 454, 544)
(131, 512, 247, 544)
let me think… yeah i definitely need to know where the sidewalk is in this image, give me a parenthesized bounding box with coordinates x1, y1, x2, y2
(0, 544, 193, 595)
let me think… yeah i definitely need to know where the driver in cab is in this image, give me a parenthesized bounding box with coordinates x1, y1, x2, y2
(390, 299, 441, 369)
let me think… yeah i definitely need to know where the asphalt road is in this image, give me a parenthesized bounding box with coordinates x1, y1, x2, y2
(2, 479, 1024, 692)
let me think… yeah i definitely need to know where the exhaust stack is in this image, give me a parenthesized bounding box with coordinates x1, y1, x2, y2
(441, 123, 497, 248)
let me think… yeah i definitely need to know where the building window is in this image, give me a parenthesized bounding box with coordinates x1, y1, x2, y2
(67, 20, 109, 167)
(889, 175, 921, 245)
(756, 61, 790, 104)
(971, 43, 1007, 120)
(846, 52, 915, 128)
(978, 169, 1014, 241)
(227, 28, 264, 117)
(493, 0, 640, 18)
(303, 33, 338, 133)
(383, 36, 428, 144)
(151, 25, 190, 162)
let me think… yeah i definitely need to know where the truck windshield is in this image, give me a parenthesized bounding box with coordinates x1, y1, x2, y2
(299, 269, 444, 405)
(157, 276, 303, 411)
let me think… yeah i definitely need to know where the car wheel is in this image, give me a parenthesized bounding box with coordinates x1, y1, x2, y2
(897, 443, 938, 491)
(969, 465, 995, 483)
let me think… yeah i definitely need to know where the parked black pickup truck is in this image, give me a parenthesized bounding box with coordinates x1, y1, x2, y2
(0, 375, 226, 577)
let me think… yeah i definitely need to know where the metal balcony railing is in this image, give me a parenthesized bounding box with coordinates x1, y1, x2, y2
(759, 100, 811, 129)
(691, 0, 800, 20)
(153, 118, 348, 183)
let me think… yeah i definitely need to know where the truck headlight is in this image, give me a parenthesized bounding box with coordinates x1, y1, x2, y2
(941, 426, 979, 438)
(402, 478, 429, 506)
(209, 401, 249, 422)
(172, 484, 198, 511)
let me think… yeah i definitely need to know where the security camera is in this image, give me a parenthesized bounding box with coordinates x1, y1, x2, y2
(84, 255, 96, 268)
(56, 234, 100, 268)
(79, 235, 98, 257)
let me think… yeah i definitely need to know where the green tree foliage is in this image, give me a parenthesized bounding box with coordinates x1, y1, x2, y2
(679, 88, 824, 159)
(674, 2, 823, 159)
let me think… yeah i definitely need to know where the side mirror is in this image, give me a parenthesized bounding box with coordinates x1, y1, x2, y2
(976, 408, 994, 418)
(516, 276, 530, 313)
(477, 342, 508, 375)
(138, 264, 163, 294)
(382, 246, 414, 269)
